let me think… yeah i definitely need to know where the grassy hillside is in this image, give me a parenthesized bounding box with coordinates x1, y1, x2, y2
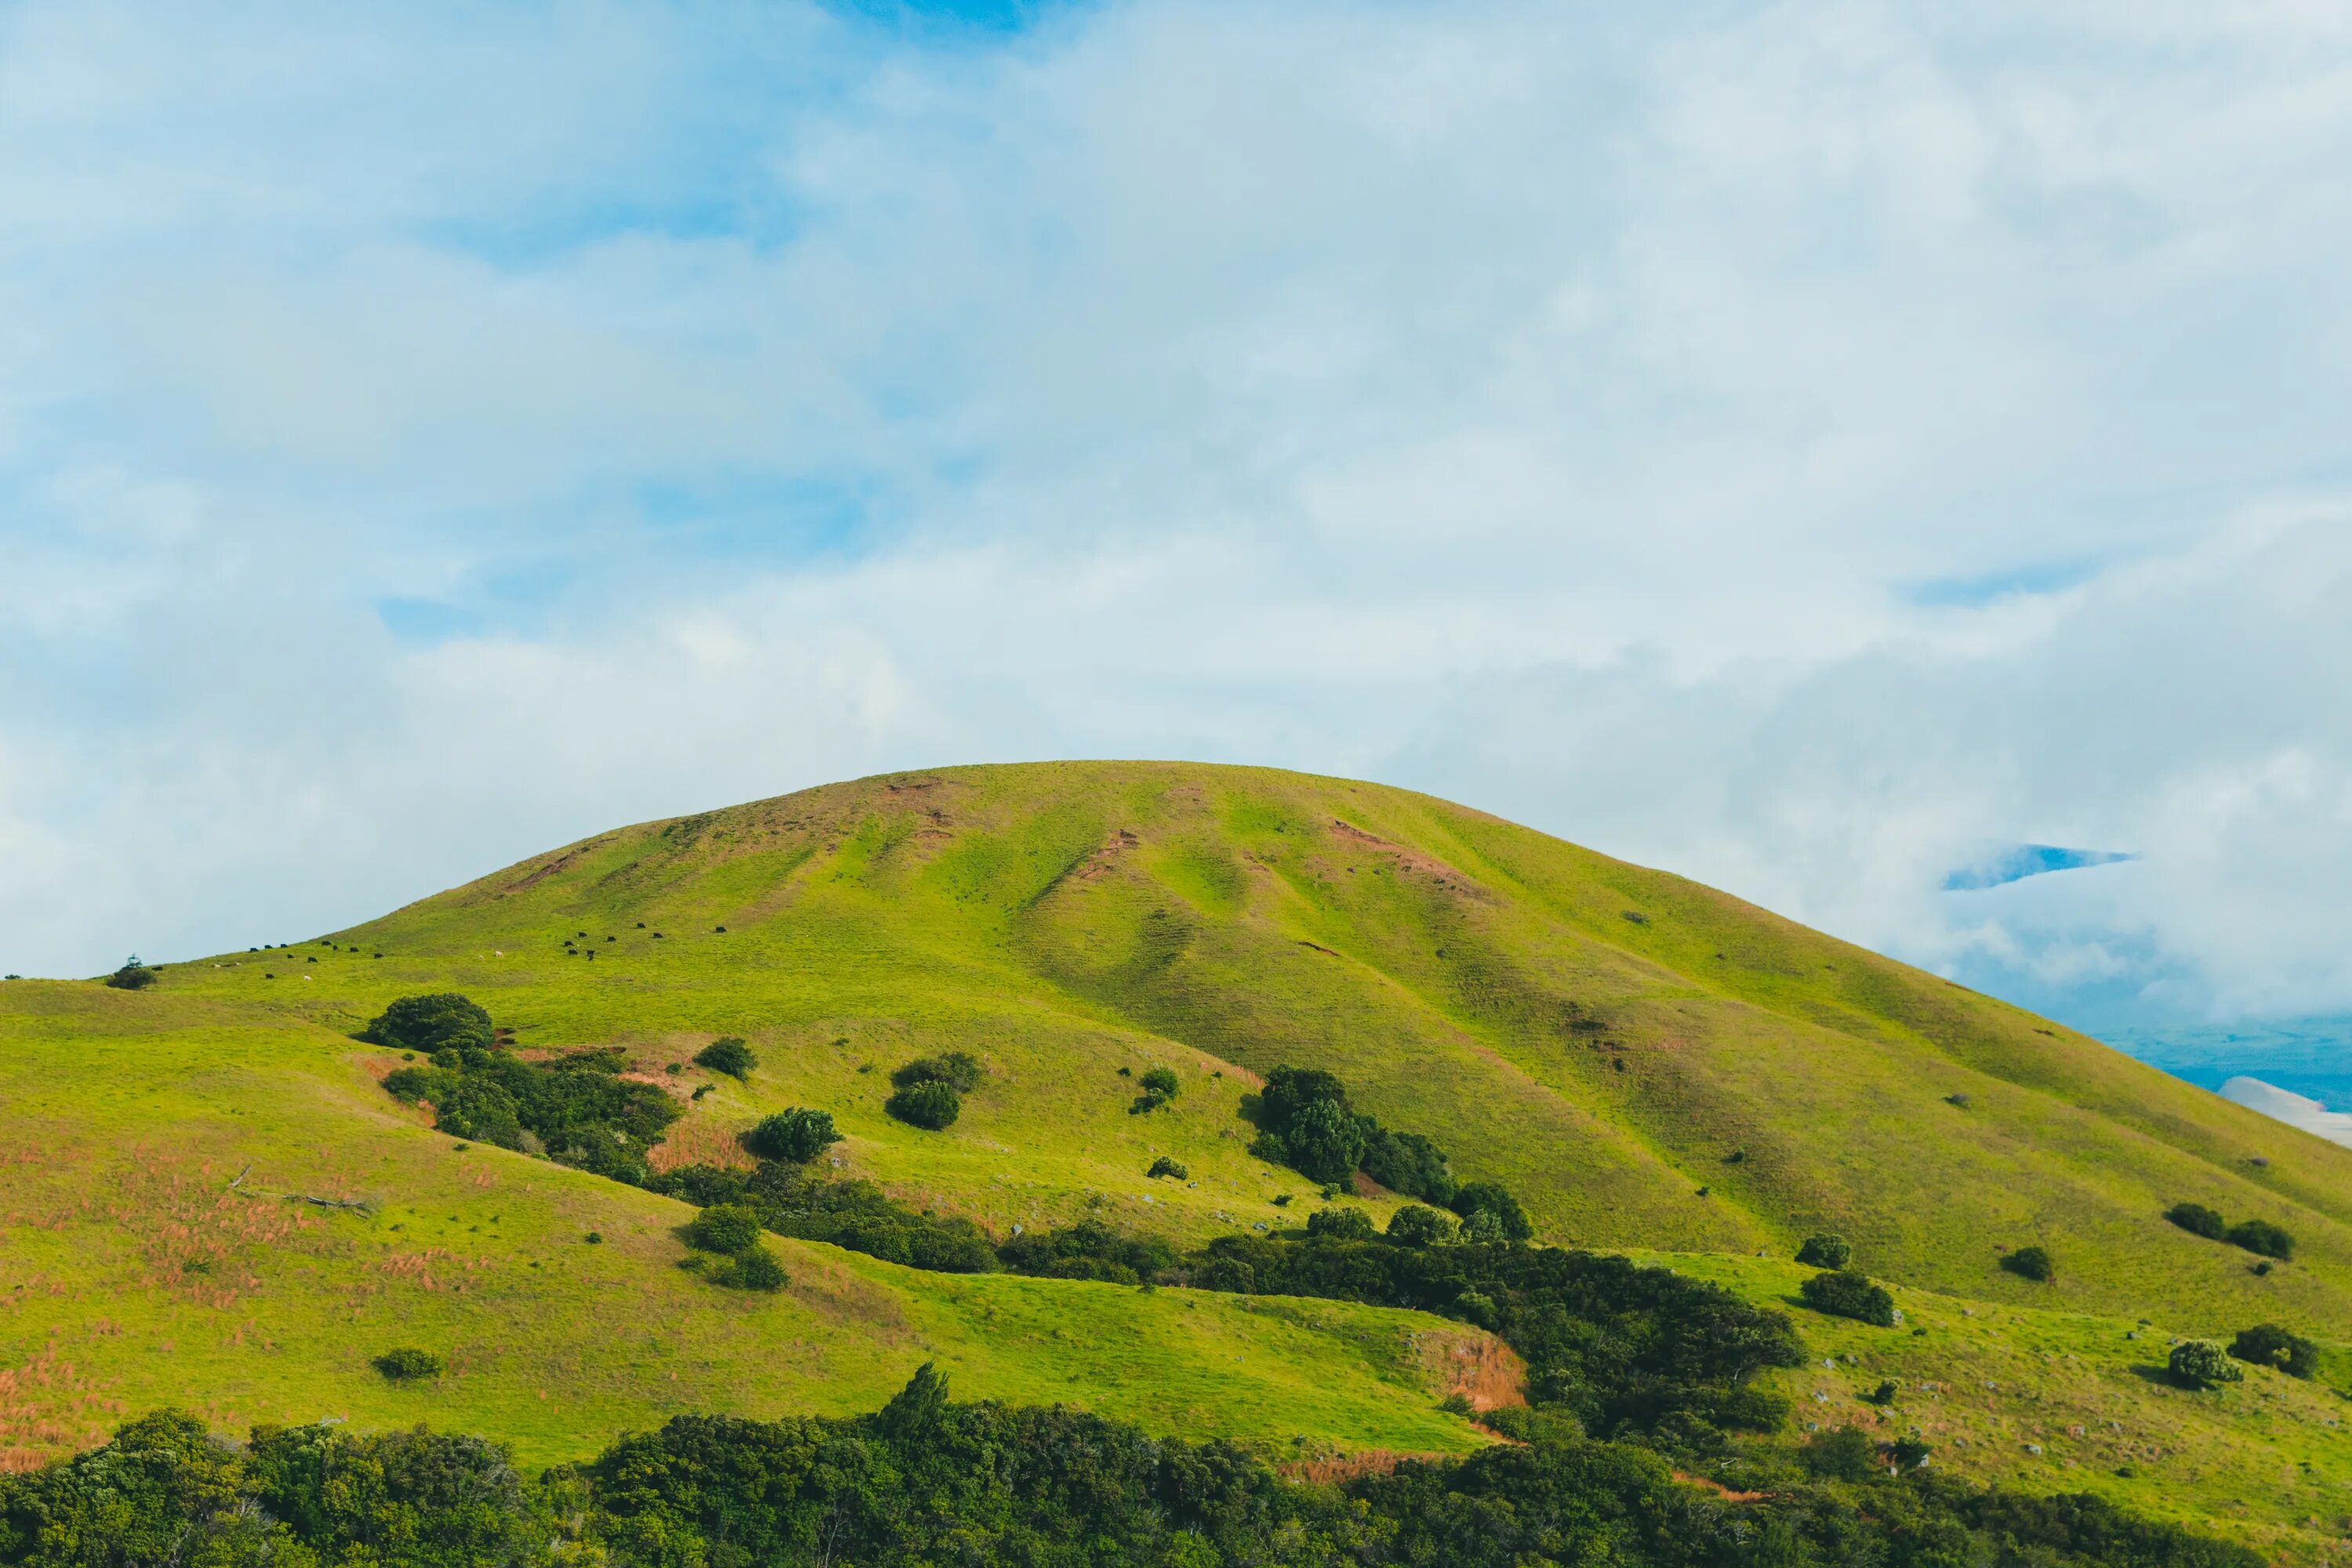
(4, 760, 2347, 1556)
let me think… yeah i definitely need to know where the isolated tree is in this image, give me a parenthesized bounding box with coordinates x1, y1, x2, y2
(891, 1053, 982, 1094)
(2002, 1245, 2054, 1283)
(2164, 1202, 2228, 1240)
(886, 1080, 961, 1131)
(360, 993, 492, 1054)
(103, 955, 158, 990)
(743, 1108, 840, 1164)
(1800, 1269, 1897, 1327)
(1795, 1232, 1852, 1269)
(2229, 1323, 2318, 1379)
(372, 1347, 444, 1381)
(2168, 1340, 2242, 1390)
(694, 1037, 757, 1080)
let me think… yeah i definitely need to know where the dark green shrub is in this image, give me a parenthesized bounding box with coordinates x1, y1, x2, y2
(1146, 1156, 1188, 1180)
(2168, 1339, 2241, 1389)
(360, 993, 493, 1054)
(1305, 1207, 1376, 1241)
(886, 1080, 961, 1131)
(694, 1036, 756, 1079)
(2229, 1323, 2318, 1378)
(1257, 1065, 1350, 1127)
(1458, 1208, 1509, 1245)
(1450, 1182, 1534, 1243)
(1386, 1204, 1456, 1247)
(891, 1052, 982, 1094)
(1280, 1098, 1370, 1184)
(1801, 1425, 1878, 1481)
(997, 1219, 1174, 1284)
(1800, 1269, 1896, 1327)
(1889, 1436, 1932, 1472)
(2002, 1245, 2054, 1282)
(372, 1347, 443, 1381)
(1361, 1128, 1457, 1205)
(742, 1108, 840, 1163)
(103, 956, 158, 990)
(2165, 1202, 2227, 1240)
(711, 1244, 788, 1292)
(684, 1204, 764, 1255)
(2226, 1218, 2293, 1260)
(1795, 1232, 1851, 1269)
(1138, 1066, 1180, 1102)
(379, 1044, 678, 1183)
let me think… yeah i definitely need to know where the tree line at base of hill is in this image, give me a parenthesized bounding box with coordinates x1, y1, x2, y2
(0, 1371, 2258, 1568)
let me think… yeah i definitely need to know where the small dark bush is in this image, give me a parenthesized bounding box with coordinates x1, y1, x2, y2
(2168, 1340, 2241, 1389)
(1385, 1204, 1456, 1247)
(1800, 1269, 1896, 1327)
(2165, 1201, 2228, 1240)
(1801, 1425, 1878, 1481)
(1305, 1207, 1376, 1241)
(2229, 1323, 2318, 1378)
(2226, 1218, 2293, 1260)
(1138, 1066, 1180, 1101)
(710, 1244, 788, 1291)
(886, 1080, 961, 1131)
(585, 1232, 603, 1245)
(695, 1037, 756, 1079)
(2002, 1245, 2054, 1283)
(1145, 1156, 1188, 1180)
(1450, 1182, 1534, 1243)
(372, 1347, 443, 1381)
(1890, 1436, 1932, 1472)
(361, 993, 493, 1054)
(743, 1108, 841, 1164)
(684, 1204, 765, 1255)
(103, 956, 158, 990)
(1795, 1232, 1851, 1269)
(1861, 1379, 1897, 1405)
(891, 1052, 982, 1094)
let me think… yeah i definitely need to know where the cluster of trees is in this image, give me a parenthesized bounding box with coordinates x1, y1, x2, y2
(2165, 1201, 2295, 1261)
(1247, 1066, 1530, 1238)
(647, 1158, 998, 1275)
(379, 1037, 680, 1185)
(0, 1378, 2259, 1568)
(2167, 1323, 2322, 1388)
(884, 1053, 982, 1131)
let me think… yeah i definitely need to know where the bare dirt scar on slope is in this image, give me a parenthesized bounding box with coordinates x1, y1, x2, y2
(1327, 819, 1487, 897)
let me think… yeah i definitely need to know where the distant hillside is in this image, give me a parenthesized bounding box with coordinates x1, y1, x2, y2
(5, 761, 2350, 1559)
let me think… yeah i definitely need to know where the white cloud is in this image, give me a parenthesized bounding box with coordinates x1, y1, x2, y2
(0, 0, 2349, 1032)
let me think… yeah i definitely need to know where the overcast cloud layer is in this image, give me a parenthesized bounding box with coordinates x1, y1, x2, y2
(2, 1, 2349, 1036)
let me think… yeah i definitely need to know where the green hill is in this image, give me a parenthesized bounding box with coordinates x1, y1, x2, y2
(3, 760, 2346, 1558)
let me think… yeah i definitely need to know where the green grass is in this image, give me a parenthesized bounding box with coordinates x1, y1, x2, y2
(5, 759, 2349, 1556)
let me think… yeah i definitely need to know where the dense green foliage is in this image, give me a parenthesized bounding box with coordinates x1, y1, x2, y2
(2165, 1203, 2228, 1240)
(1131, 1065, 1181, 1112)
(891, 1052, 982, 1094)
(358, 992, 493, 1054)
(998, 1218, 1178, 1284)
(1795, 1232, 1851, 1269)
(884, 1079, 961, 1131)
(2169, 1340, 2243, 1389)
(2228, 1323, 2318, 1378)
(693, 1036, 756, 1079)
(381, 1044, 680, 1183)
(0, 1380, 2259, 1568)
(2225, 1218, 2293, 1260)
(371, 1346, 443, 1381)
(742, 1107, 840, 1163)
(1304, 1206, 1377, 1241)
(1146, 1155, 1188, 1181)
(1799, 1269, 1898, 1327)
(682, 1203, 765, 1255)
(1450, 1181, 1534, 1243)
(1248, 1066, 1462, 1206)
(101, 956, 158, 991)
(650, 1160, 998, 1274)
(2002, 1245, 2056, 1283)
(1385, 1203, 1455, 1247)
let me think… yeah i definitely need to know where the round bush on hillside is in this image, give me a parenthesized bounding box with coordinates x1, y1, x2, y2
(1385, 1204, 1456, 1247)
(2225, 1218, 2293, 1260)
(1799, 1269, 1896, 1327)
(2164, 1202, 2228, 1240)
(717, 1244, 789, 1292)
(1305, 1207, 1377, 1241)
(684, 1204, 765, 1255)
(1795, 1232, 1852, 1269)
(891, 1052, 982, 1094)
(1450, 1182, 1534, 1243)
(372, 1347, 444, 1381)
(1146, 1156, 1189, 1181)
(2229, 1323, 2318, 1378)
(2001, 1245, 2054, 1283)
(695, 1036, 757, 1080)
(2167, 1339, 2241, 1390)
(103, 956, 158, 990)
(361, 993, 493, 1054)
(743, 1108, 841, 1164)
(886, 1080, 961, 1131)
(1457, 1208, 1510, 1246)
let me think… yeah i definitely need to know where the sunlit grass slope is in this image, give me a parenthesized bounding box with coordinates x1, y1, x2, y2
(159, 760, 2352, 1340)
(0, 982, 1498, 1469)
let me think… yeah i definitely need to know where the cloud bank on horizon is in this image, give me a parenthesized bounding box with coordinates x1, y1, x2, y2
(2, 1, 2348, 1033)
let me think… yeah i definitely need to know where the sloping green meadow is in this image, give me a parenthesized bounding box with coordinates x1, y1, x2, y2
(4, 761, 2347, 1555)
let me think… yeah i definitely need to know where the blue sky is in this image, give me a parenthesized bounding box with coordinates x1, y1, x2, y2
(2, 1, 2350, 1041)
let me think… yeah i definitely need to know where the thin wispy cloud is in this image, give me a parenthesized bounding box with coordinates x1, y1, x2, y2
(1, 2, 2347, 1035)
